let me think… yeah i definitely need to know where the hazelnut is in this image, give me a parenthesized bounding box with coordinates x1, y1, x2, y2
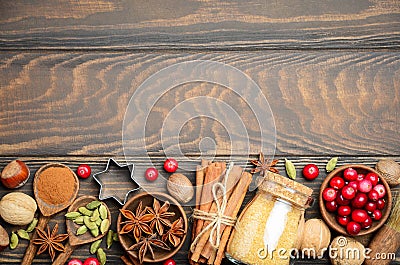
(167, 173, 194, 203)
(1, 160, 30, 189)
(0, 192, 37, 225)
(0, 224, 8, 251)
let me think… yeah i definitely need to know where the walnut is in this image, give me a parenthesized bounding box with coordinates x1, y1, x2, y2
(330, 236, 365, 265)
(0, 192, 37, 225)
(300, 218, 331, 258)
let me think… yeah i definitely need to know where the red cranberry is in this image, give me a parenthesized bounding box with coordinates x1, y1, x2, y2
(323, 187, 338, 202)
(343, 168, 358, 181)
(357, 173, 365, 181)
(373, 184, 386, 199)
(77, 164, 91, 179)
(358, 179, 373, 193)
(336, 194, 350, 206)
(352, 209, 368, 223)
(330, 176, 345, 190)
(376, 199, 385, 210)
(348, 181, 358, 192)
(336, 215, 350, 226)
(325, 200, 338, 212)
(365, 172, 379, 186)
(351, 193, 368, 208)
(372, 209, 383, 221)
(368, 190, 379, 201)
(163, 259, 177, 265)
(364, 201, 377, 212)
(361, 216, 373, 229)
(144, 167, 159, 182)
(302, 164, 319, 180)
(347, 221, 361, 235)
(68, 259, 83, 265)
(338, 205, 352, 217)
(83, 258, 100, 265)
(341, 186, 356, 200)
(164, 158, 178, 173)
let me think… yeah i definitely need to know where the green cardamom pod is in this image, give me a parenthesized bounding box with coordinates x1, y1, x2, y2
(90, 239, 102, 254)
(106, 230, 114, 249)
(90, 226, 99, 237)
(112, 232, 119, 242)
(10, 232, 18, 249)
(326, 157, 338, 172)
(26, 218, 38, 233)
(90, 209, 100, 222)
(65, 211, 82, 220)
(97, 248, 107, 265)
(100, 219, 110, 235)
(74, 216, 84, 225)
(86, 200, 102, 210)
(99, 204, 107, 220)
(84, 216, 97, 230)
(285, 158, 296, 179)
(17, 229, 30, 240)
(76, 225, 88, 235)
(78, 207, 93, 216)
(95, 218, 102, 227)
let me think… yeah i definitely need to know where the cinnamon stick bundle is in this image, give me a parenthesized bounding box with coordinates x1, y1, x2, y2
(189, 161, 252, 265)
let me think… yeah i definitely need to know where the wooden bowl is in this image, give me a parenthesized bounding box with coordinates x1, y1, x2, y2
(319, 164, 392, 236)
(117, 192, 188, 263)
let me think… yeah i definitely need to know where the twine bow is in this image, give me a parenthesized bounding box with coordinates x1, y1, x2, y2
(190, 162, 237, 250)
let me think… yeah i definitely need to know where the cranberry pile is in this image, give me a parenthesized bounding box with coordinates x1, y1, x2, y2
(322, 167, 387, 235)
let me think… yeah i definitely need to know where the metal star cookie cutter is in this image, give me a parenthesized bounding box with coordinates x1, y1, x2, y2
(93, 158, 140, 205)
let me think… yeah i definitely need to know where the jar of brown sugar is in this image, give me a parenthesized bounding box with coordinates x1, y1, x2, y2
(226, 171, 313, 265)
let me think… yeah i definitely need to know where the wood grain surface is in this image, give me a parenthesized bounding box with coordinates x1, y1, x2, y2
(0, 52, 399, 157)
(1, 1, 399, 264)
(0, 156, 398, 264)
(0, 0, 399, 50)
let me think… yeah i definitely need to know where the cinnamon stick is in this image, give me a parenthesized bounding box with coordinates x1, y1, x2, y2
(195, 162, 225, 238)
(191, 165, 243, 261)
(191, 171, 251, 262)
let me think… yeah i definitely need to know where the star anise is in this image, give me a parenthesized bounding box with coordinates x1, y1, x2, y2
(250, 152, 279, 176)
(32, 223, 68, 261)
(127, 234, 171, 264)
(120, 201, 154, 242)
(146, 198, 175, 236)
(162, 217, 186, 247)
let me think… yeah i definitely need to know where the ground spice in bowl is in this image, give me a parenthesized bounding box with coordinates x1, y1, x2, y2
(36, 166, 77, 205)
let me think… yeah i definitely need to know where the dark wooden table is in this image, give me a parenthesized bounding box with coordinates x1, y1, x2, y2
(0, 1, 399, 264)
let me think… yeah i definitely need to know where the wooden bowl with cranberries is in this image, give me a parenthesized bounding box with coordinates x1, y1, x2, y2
(319, 164, 392, 236)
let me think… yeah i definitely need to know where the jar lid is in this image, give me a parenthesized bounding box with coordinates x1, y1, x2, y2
(259, 171, 314, 208)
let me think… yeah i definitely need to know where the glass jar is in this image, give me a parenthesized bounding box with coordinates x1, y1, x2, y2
(226, 172, 313, 265)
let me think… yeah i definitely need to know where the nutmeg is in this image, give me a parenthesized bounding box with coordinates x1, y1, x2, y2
(376, 159, 400, 186)
(0, 192, 37, 225)
(300, 218, 331, 258)
(1, 160, 30, 189)
(167, 173, 194, 203)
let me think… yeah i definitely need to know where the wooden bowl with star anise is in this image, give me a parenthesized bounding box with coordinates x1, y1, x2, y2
(117, 192, 188, 263)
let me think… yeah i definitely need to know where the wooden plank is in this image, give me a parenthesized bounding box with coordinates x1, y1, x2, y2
(0, 0, 399, 50)
(0, 51, 399, 156)
(0, 156, 398, 264)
